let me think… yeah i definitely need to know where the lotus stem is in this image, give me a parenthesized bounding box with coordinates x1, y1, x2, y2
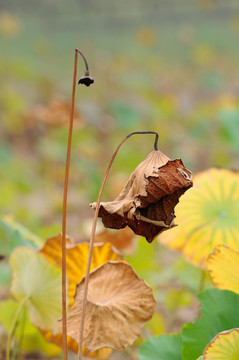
(62, 48, 93, 360)
(78, 131, 159, 359)
(126, 131, 159, 151)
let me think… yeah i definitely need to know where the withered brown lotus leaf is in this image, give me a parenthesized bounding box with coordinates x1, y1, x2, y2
(64, 261, 156, 353)
(91, 150, 193, 243)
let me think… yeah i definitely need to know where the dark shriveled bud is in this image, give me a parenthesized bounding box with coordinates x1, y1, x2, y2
(78, 76, 94, 87)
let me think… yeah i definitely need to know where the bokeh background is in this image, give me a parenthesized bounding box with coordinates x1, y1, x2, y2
(1, 0, 239, 358)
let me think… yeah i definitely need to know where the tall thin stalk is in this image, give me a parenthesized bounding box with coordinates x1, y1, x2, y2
(77, 131, 159, 359)
(62, 48, 93, 360)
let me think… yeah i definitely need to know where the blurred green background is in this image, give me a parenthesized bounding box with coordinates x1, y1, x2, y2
(0, 1, 239, 358)
(1, 0, 239, 238)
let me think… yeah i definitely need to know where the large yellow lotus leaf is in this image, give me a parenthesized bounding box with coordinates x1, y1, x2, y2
(40, 234, 122, 306)
(159, 168, 239, 268)
(65, 261, 156, 353)
(207, 245, 239, 294)
(203, 328, 239, 359)
(10, 247, 62, 332)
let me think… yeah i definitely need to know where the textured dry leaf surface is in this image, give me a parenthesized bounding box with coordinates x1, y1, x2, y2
(91, 150, 192, 243)
(65, 261, 156, 353)
(40, 234, 121, 356)
(207, 245, 239, 294)
(160, 168, 239, 268)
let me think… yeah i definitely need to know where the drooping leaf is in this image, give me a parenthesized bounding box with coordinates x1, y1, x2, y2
(207, 245, 239, 294)
(91, 150, 192, 243)
(10, 247, 62, 331)
(139, 333, 182, 360)
(0, 299, 61, 356)
(160, 168, 239, 268)
(182, 289, 239, 360)
(40, 234, 122, 306)
(203, 328, 239, 359)
(65, 261, 156, 353)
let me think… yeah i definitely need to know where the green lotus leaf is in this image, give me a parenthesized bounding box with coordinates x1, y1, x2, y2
(10, 247, 62, 331)
(0, 215, 44, 256)
(139, 333, 182, 360)
(182, 289, 239, 360)
(0, 299, 61, 356)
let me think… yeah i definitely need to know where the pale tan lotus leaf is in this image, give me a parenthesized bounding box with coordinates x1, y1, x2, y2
(159, 168, 239, 268)
(207, 245, 239, 294)
(95, 227, 137, 254)
(203, 328, 239, 359)
(65, 261, 156, 353)
(40, 234, 122, 306)
(41, 329, 112, 359)
(91, 150, 192, 243)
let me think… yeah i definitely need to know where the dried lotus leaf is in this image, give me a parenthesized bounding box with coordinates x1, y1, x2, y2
(92, 150, 192, 242)
(65, 261, 156, 353)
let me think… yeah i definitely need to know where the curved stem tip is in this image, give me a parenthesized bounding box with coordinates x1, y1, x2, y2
(77, 130, 159, 359)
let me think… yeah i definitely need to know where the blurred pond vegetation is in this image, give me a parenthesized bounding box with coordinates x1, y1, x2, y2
(1, 0, 239, 238)
(0, 1, 239, 358)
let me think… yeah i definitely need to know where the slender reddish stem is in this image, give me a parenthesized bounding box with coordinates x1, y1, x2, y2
(62, 47, 92, 360)
(77, 131, 158, 359)
(61, 49, 78, 360)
